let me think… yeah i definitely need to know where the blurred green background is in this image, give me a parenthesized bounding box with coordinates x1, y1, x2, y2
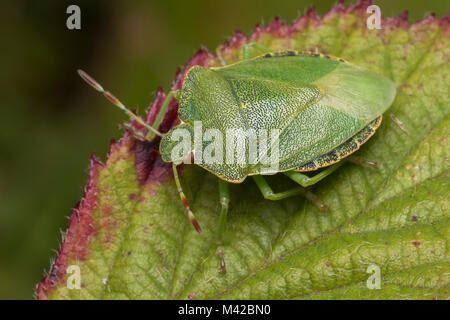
(0, 0, 448, 299)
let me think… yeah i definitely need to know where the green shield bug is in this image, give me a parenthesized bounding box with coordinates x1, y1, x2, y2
(78, 42, 396, 273)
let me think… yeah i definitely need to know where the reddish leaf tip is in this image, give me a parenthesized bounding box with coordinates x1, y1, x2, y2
(183, 49, 215, 78)
(90, 152, 103, 166)
(171, 68, 184, 91)
(411, 12, 443, 31)
(328, 1, 346, 15)
(249, 24, 263, 41)
(323, 2, 346, 22)
(385, 10, 409, 29)
(227, 30, 248, 49)
(265, 16, 289, 37)
(109, 138, 117, 149)
(347, 0, 373, 13)
(438, 14, 450, 32)
(291, 6, 321, 33)
(305, 6, 320, 20)
(399, 10, 409, 20)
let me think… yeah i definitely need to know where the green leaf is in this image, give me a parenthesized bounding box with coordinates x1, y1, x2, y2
(37, 1, 450, 300)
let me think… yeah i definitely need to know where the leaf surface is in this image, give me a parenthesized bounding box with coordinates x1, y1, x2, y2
(37, 0, 450, 300)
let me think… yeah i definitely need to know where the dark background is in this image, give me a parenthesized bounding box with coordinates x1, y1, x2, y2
(0, 0, 448, 299)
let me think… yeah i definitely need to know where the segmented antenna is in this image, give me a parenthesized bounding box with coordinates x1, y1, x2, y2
(77, 69, 163, 137)
(172, 164, 202, 234)
(78, 69, 201, 234)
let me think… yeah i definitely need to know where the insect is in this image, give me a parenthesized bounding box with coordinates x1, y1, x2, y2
(78, 42, 396, 273)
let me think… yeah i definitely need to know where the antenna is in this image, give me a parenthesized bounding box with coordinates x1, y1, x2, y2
(78, 69, 202, 234)
(77, 69, 163, 137)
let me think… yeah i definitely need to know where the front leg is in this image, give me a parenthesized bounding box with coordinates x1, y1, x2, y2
(144, 90, 179, 141)
(285, 156, 378, 188)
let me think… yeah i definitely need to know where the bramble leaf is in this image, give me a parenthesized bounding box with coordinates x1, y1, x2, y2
(37, 0, 450, 300)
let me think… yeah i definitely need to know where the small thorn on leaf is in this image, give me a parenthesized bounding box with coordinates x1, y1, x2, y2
(305, 191, 328, 211)
(365, 160, 379, 168)
(390, 113, 410, 136)
(217, 246, 227, 274)
(218, 260, 227, 274)
(348, 156, 379, 169)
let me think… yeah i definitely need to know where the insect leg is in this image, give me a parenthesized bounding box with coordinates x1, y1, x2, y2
(144, 90, 179, 141)
(216, 179, 230, 273)
(172, 164, 202, 234)
(253, 175, 328, 211)
(390, 114, 410, 136)
(252, 175, 305, 200)
(77, 69, 163, 139)
(284, 162, 345, 187)
(242, 42, 272, 60)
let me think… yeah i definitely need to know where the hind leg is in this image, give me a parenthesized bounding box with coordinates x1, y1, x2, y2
(252, 175, 327, 211)
(283, 162, 345, 188)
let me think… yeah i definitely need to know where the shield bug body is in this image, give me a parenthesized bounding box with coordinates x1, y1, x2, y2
(79, 43, 396, 272)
